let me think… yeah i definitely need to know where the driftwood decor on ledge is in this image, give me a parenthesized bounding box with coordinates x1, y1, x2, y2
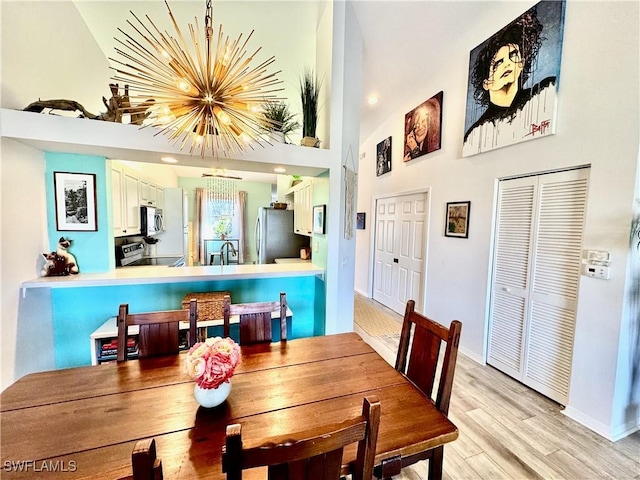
(22, 83, 154, 125)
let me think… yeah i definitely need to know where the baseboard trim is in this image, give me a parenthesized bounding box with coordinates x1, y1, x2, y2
(562, 406, 639, 441)
(354, 288, 370, 298)
(459, 346, 484, 366)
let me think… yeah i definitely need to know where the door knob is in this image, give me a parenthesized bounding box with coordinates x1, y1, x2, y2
(393, 258, 399, 263)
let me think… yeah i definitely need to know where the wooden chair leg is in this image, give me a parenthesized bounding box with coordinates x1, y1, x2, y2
(428, 446, 444, 480)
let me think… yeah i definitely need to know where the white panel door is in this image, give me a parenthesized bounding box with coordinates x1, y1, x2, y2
(373, 192, 427, 314)
(488, 168, 589, 405)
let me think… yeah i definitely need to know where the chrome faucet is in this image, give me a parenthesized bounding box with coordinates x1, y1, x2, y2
(220, 241, 237, 264)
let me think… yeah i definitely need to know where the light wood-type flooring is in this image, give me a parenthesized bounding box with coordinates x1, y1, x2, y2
(353, 294, 640, 479)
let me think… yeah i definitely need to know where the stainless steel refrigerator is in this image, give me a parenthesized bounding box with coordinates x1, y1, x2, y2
(255, 207, 309, 264)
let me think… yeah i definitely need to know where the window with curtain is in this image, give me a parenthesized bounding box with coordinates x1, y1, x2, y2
(194, 188, 247, 265)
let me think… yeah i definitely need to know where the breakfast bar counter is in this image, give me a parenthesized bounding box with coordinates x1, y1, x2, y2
(20, 263, 324, 291)
(19, 263, 326, 369)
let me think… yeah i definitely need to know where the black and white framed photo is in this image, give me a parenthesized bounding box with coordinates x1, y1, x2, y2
(376, 136, 392, 176)
(356, 212, 366, 230)
(445, 201, 470, 238)
(313, 204, 326, 234)
(54, 172, 97, 231)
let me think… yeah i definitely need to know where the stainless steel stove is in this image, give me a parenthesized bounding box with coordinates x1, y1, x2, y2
(116, 242, 184, 267)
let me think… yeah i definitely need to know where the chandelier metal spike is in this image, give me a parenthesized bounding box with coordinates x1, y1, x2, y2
(110, 0, 284, 157)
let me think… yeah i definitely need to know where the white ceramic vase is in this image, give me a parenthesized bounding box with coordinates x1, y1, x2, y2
(193, 381, 231, 408)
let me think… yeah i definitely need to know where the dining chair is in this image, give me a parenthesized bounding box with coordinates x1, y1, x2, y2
(116, 299, 198, 362)
(222, 395, 381, 480)
(222, 292, 287, 344)
(375, 299, 462, 480)
(130, 438, 163, 480)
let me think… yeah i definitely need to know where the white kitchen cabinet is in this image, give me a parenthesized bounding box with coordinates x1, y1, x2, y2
(111, 162, 141, 237)
(140, 179, 158, 207)
(139, 179, 151, 205)
(293, 181, 313, 237)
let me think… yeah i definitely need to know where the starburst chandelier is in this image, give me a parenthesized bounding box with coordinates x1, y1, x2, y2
(110, 0, 283, 157)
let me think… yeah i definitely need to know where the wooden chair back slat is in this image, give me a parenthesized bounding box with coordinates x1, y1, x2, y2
(239, 312, 272, 345)
(117, 300, 198, 362)
(138, 323, 180, 358)
(395, 300, 461, 415)
(223, 396, 380, 480)
(223, 293, 287, 344)
(406, 323, 441, 399)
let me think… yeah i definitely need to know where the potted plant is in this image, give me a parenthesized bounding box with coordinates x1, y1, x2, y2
(290, 174, 303, 188)
(214, 216, 232, 240)
(261, 100, 300, 144)
(299, 68, 321, 147)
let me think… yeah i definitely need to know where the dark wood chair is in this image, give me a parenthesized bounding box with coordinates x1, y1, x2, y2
(116, 299, 198, 362)
(131, 438, 163, 480)
(222, 292, 287, 344)
(375, 299, 462, 480)
(222, 396, 381, 480)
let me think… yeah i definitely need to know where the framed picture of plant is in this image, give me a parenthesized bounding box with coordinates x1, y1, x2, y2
(54, 172, 97, 231)
(445, 201, 471, 238)
(313, 204, 326, 234)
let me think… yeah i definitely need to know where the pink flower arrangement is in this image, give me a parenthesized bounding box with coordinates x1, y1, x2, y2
(185, 337, 241, 390)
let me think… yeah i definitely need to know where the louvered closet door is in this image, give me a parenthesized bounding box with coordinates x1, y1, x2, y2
(488, 168, 589, 405)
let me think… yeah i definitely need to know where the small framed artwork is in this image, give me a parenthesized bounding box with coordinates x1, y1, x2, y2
(445, 201, 471, 238)
(356, 212, 366, 230)
(376, 136, 392, 176)
(54, 172, 97, 231)
(404, 91, 443, 162)
(313, 205, 326, 234)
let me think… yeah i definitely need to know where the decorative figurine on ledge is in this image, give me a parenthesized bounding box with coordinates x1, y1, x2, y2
(23, 83, 154, 125)
(41, 237, 79, 277)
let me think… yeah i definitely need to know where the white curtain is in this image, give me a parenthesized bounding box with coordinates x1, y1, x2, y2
(237, 191, 247, 264)
(194, 188, 246, 265)
(194, 188, 206, 264)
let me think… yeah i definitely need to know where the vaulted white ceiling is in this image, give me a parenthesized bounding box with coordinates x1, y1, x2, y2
(2, 0, 504, 179)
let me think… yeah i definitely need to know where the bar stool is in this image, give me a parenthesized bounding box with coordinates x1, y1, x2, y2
(209, 251, 224, 265)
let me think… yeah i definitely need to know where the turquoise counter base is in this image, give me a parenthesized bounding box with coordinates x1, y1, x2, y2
(51, 276, 325, 369)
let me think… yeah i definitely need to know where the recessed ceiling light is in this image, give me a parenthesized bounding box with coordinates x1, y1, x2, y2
(161, 156, 178, 164)
(367, 95, 379, 105)
(273, 167, 287, 173)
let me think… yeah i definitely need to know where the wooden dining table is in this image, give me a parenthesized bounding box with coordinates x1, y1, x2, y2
(0, 332, 458, 479)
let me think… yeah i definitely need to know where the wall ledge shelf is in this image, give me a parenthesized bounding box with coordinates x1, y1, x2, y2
(0, 109, 331, 177)
(21, 263, 325, 294)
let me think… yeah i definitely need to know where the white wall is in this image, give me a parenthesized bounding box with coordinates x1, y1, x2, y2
(0, 1, 112, 113)
(323, 1, 362, 334)
(0, 139, 53, 390)
(356, 1, 639, 440)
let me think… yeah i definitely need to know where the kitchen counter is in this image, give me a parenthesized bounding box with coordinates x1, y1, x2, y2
(274, 258, 312, 264)
(21, 263, 324, 291)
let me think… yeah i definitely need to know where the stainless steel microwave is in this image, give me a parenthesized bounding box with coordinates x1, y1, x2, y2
(141, 206, 163, 236)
